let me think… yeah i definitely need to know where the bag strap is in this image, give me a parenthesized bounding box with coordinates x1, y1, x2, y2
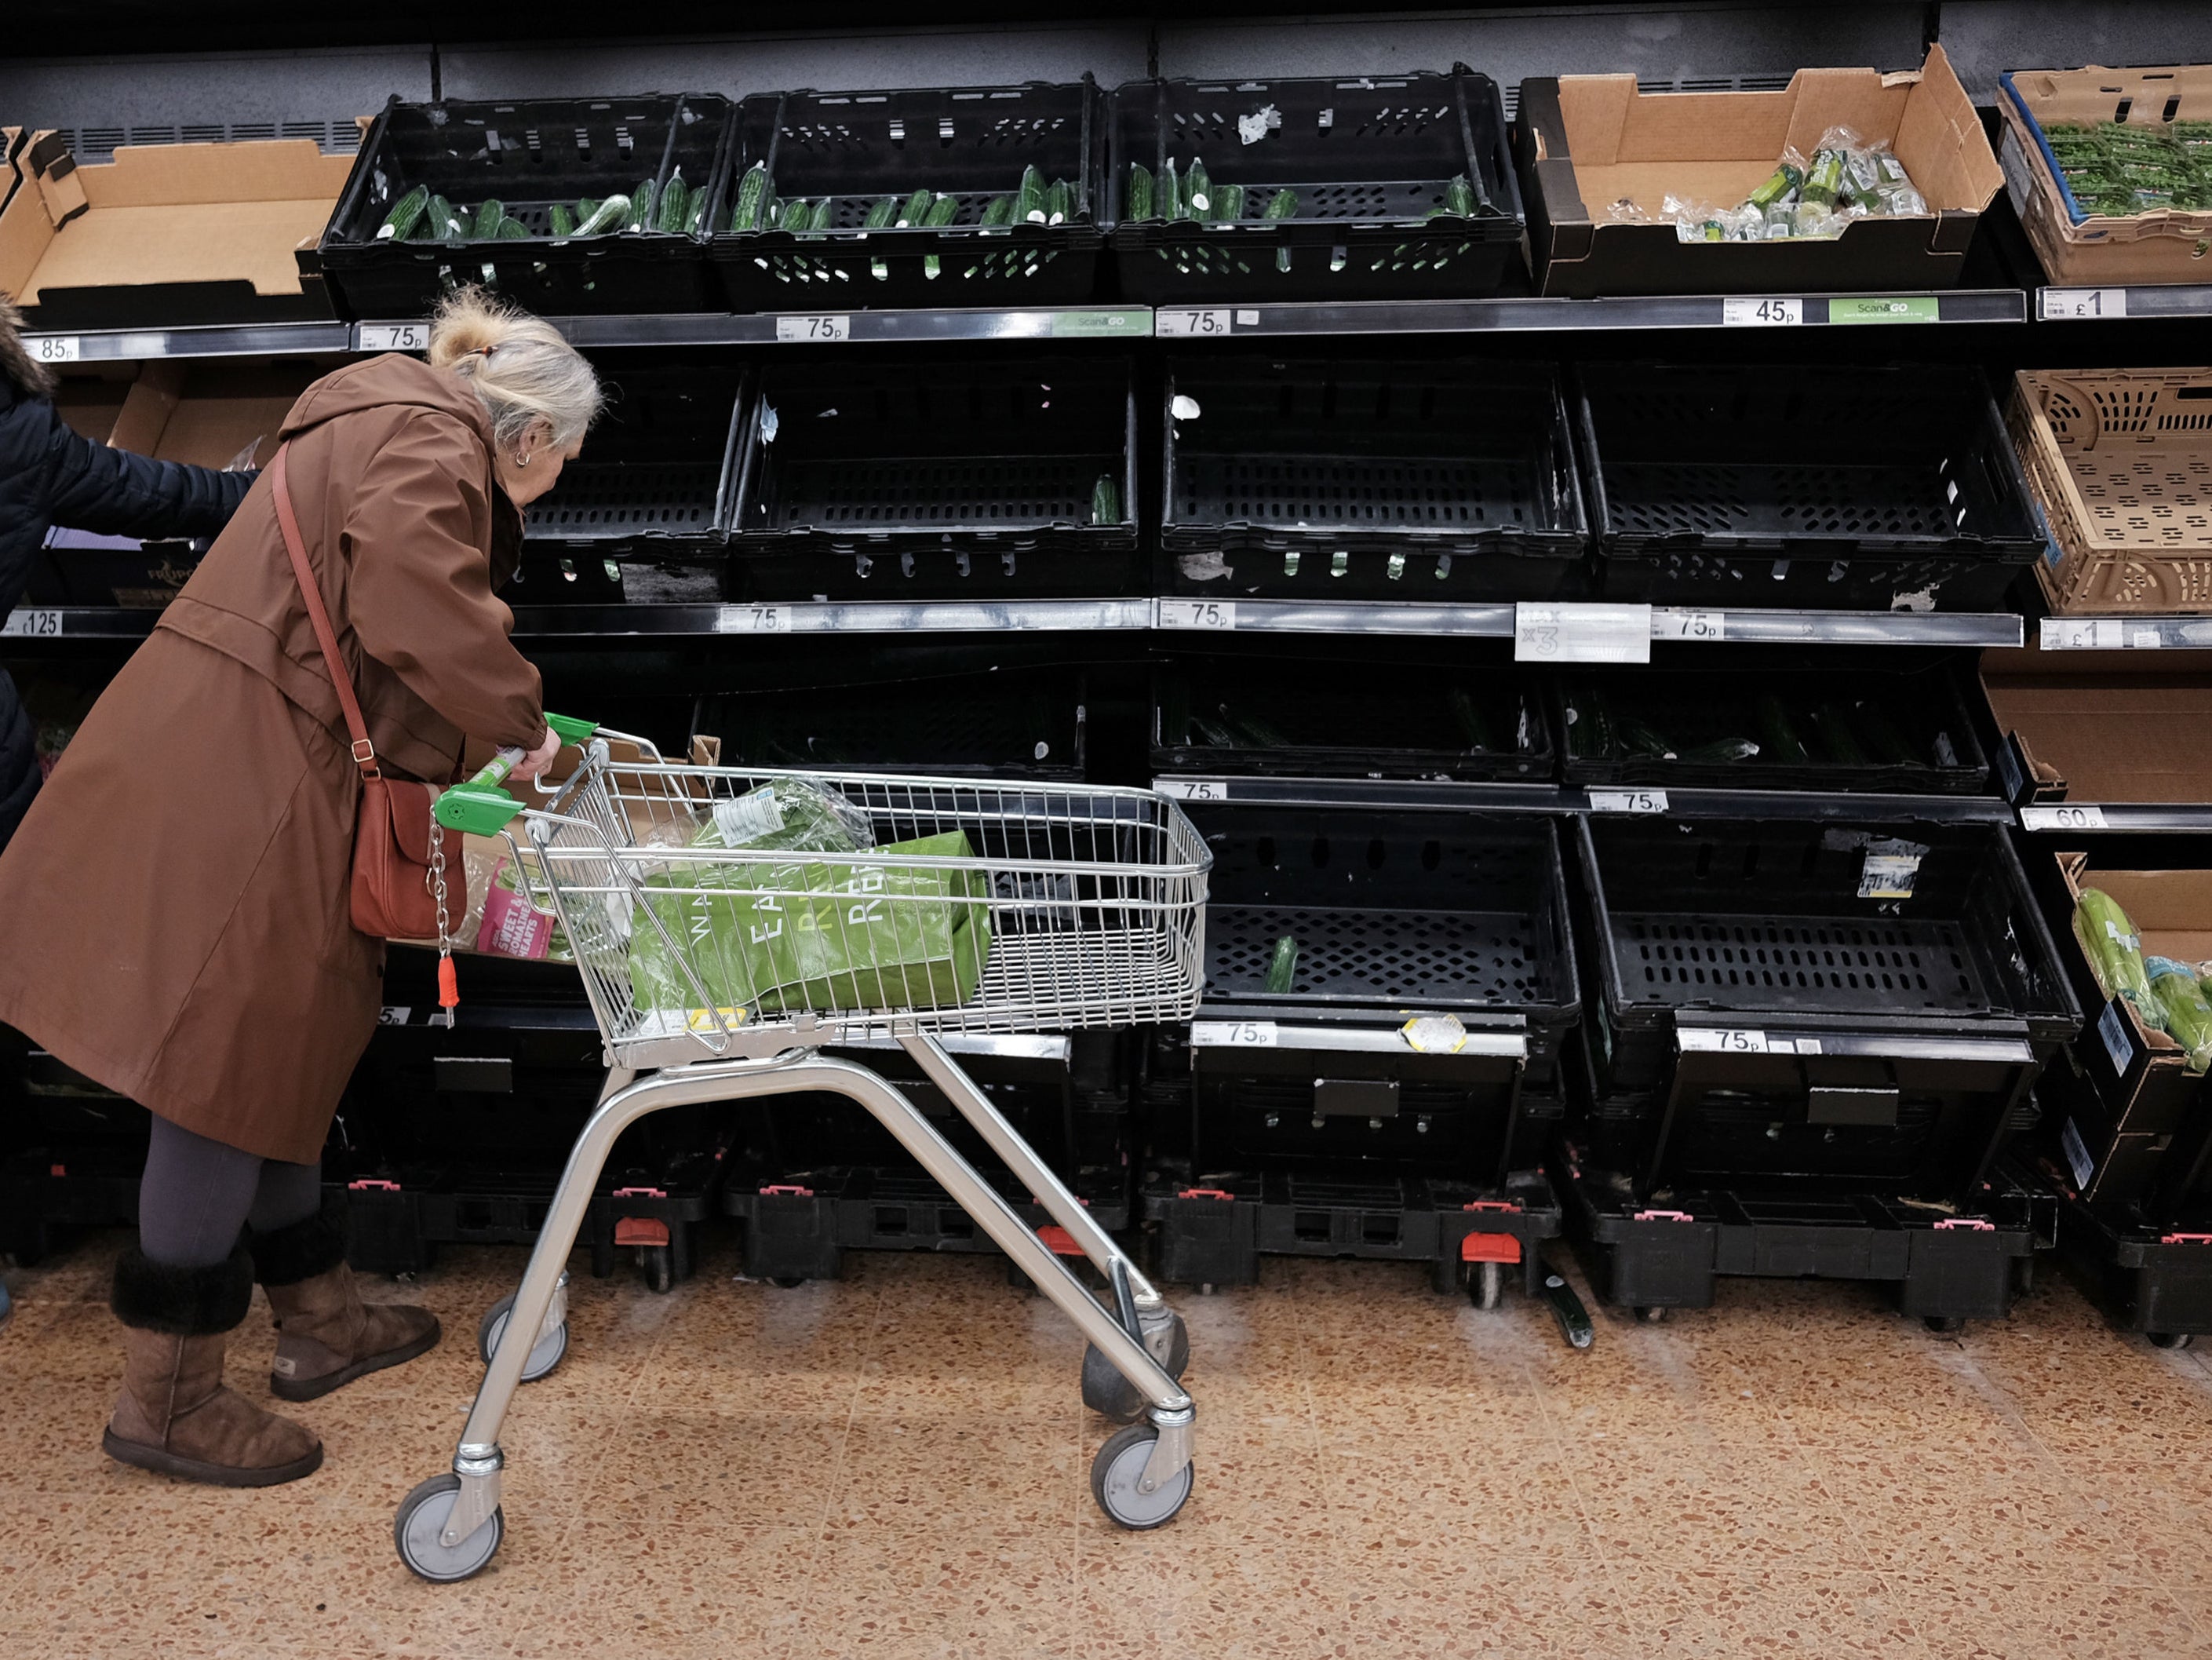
(270, 442, 379, 782)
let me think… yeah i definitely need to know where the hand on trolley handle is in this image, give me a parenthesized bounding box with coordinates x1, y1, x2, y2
(394, 726, 1209, 1581)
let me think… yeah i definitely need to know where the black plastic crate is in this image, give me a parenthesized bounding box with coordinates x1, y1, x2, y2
(1153, 659, 1549, 781)
(1106, 70, 1524, 303)
(525, 359, 744, 549)
(319, 93, 728, 319)
(2028, 1157, 2212, 1344)
(708, 80, 1106, 311)
(1554, 665, 1993, 796)
(727, 356, 1141, 599)
(1159, 358, 1588, 600)
(1571, 815, 2080, 1206)
(702, 667, 1087, 780)
(1575, 363, 2045, 611)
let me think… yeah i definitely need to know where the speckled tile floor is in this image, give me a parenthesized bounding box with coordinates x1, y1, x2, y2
(4, 1229, 2212, 1659)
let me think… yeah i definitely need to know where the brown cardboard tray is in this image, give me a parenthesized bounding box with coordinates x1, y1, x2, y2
(1984, 644, 2212, 805)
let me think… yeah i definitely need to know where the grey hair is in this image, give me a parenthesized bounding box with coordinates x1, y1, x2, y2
(425, 286, 603, 451)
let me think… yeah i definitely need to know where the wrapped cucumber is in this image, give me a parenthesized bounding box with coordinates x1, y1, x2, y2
(1810, 703, 1869, 767)
(1853, 700, 1922, 767)
(494, 216, 529, 240)
(1159, 158, 1182, 222)
(1746, 162, 1804, 211)
(2075, 888, 2163, 1031)
(1043, 179, 1070, 226)
(1754, 695, 1811, 767)
(1214, 182, 1245, 221)
(1448, 687, 1496, 752)
(863, 196, 898, 231)
(731, 162, 771, 232)
(472, 199, 506, 239)
(1443, 174, 1477, 217)
(1091, 474, 1121, 525)
(979, 195, 1014, 228)
(654, 175, 691, 233)
(1265, 935, 1299, 994)
(1616, 716, 1674, 759)
(1220, 705, 1291, 749)
(548, 202, 576, 237)
(1016, 166, 1048, 224)
(1264, 188, 1298, 272)
(1128, 162, 1155, 221)
(2148, 958, 2212, 1073)
(898, 188, 934, 228)
(426, 194, 463, 240)
(1184, 157, 1212, 217)
(377, 183, 430, 240)
(1189, 713, 1239, 747)
(627, 178, 658, 232)
(574, 195, 629, 237)
(1679, 737, 1761, 764)
(1562, 684, 1614, 758)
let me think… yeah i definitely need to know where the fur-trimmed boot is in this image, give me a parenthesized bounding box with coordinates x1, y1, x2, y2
(104, 1242, 323, 1487)
(251, 1213, 440, 1403)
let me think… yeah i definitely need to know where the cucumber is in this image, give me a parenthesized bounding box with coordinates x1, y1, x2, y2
(980, 195, 1014, 228)
(2148, 958, 2212, 1073)
(1221, 705, 1291, 748)
(426, 195, 463, 240)
(1679, 737, 1761, 764)
(494, 216, 529, 240)
(1264, 188, 1298, 272)
(575, 197, 601, 228)
(654, 174, 690, 233)
(1810, 703, 1869, 767)
(1264, 935, 1299, 994)
(2075, 888, 2162, 1031)
(1184, 157, 1212, 217)
(1852, 700, 1922, 767)
(1159, 158, 1182, 221)
(687, 188, 711, 234)
(924, 193, 961, 228)
(898, 188, 934, 228)
(548, 202, 576, 237)
(1044, 179, 1070, 226)
(1091, 474, 1120, 525)
(377, 183, 429, 241)
(1190, 713, 1239, 747)
(1616, 716, 1674, 759)
(1016, 165, 1048, 224)
(777, 196, 813, 232)
(863, 195, 898, 231)
(1449, 687, 1496, 751)
(1444, 173, 1476, 217)
(731, 162, 771, 232)
(627, 179, 657, 231)
(1753, 695, 1811, 767)
(1214, 182, 1245, 221)
(472, 199, 505, 239)
(1128, 162, 1154, 221)
(804, 198, 836, 235)
(573, 195, 629, 237)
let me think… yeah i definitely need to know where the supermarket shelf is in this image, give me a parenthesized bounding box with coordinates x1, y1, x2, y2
(20, 320, 355, 362)
(2036, 286, 2212, 323)
(512, 600, 1153, 637)
(2017, 802, 2212, 835)
(1154, 775, 2014, 823)
(1156, 289, 2027, 337)
(408, 309, 1150, 351)
(2038, 616, 2212, 651)
(1157, 599, 2024, 648)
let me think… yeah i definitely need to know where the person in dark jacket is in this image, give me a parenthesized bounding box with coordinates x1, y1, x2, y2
(0, 294, 255, 851)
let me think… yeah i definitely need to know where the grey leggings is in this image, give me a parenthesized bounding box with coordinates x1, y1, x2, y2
(139, 1114, 322, 1268)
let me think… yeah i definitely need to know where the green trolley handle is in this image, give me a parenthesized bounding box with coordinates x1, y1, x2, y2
(435, 713, 599, 836)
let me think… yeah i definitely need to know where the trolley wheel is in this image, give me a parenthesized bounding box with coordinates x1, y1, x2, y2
(770, 1276, 807, 1290)
(1635, 1304, 1668, 1324)
(1090, 1423, 1193, 1530)
(1081, 1312, 1191, 1424)
(477, 1294, 567, 1382)
(393, 1474, 503, 1583)
(1471, 1260, 1505, 1312)
(640, 1245, 674, 1294)
(1923, 1315, 1966, 1335)
(2148, 1330, 2193, 1350)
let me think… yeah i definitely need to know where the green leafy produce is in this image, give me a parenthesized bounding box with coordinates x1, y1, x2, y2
(2075, 887, 2163, 1031)
(377, 184, 429, 240)
(548, 202, 576, 237)
(1128, 162, 1154, 221)
(2148, 958, 2212, 1073)
(731, 163, 771, 232)
(1265, 934, 1299, 994)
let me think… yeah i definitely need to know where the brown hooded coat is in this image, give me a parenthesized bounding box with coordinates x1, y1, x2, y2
(0, 354, 545, 1162)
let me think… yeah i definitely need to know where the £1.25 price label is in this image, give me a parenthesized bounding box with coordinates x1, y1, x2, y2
(0, 608, 63, 639)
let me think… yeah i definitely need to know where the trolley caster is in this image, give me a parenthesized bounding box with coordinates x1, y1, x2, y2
(1541, 1271, 1594, 1350)
(1635, 1304, 1668, 1324)
(393, 1474, 503, 1582)
(769, 1276, 807, 1290)
(478, 1293, 567, 1382)
(1923, 1315, 1966, 1335)
(1082, 1309, 1191, 1425)
(1470, 1260, 1505, 1311)
(639, 1244, 674, 1293)
(2148, 1330, 2193, 1350)
(1090, 1422, 1193, 1530)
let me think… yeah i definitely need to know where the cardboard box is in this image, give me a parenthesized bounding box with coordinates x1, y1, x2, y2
(2007, 367, 2212, 615)
(0, 133, 352, 329)
(2048, 850, 2212, 1207)
(1982, 644, 2212, 804)
(1514, 46, 2002, 297)
(1999, 65, 2212, 288)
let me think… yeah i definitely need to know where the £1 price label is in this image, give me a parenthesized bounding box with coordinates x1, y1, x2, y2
(2040, 287, 2127, 321)
(1157, 599, 1237, 630)
(774, 314, 851, 342)
(1721, 297, 1802, 327)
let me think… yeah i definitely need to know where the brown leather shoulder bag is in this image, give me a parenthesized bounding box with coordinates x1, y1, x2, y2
(269, 442, 465, 942)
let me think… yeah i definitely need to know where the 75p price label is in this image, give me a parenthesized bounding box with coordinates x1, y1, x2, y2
(1190, 1020, 1277, 1048)
(774, 314, 851, 342)
(1721, 297, 1803, 327)
(1155, 779, 1230, 801)
(358, 322, 430, 352)
(1588, 790, 1668, 814)
(1155, 308, 1233, 337)
(1157, 599, 1237, 630)
(716, 605, 794, 634)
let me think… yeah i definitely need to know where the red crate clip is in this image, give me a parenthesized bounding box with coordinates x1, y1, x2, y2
(1460, 1233, 1523, 1264)
(1039, 1226, 1084, 1256)
(759, 1184, 814, 1198)
(1933, 1217, 1995, 1231)
(1632, 1208, 1694, 1223)
(1177, 1187, 1235, 1202)
(2160, 1232, 2212, 1246)
(1463, 1200, 1524, 1213)
(348, 1178, 402, 1192)
(612, 1186, 667, 1200)
(48, 1162, 65, 1178)
(614, 1218, 671, 1248)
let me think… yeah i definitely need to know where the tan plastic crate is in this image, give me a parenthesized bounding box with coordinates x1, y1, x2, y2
(2010, 367, 2212, 614)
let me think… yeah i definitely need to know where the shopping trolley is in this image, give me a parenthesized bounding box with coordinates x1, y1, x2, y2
(392, 724, 1211, 1582)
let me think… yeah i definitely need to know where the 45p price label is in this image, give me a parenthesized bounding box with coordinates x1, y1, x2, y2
(1722, 297, 1802, 327)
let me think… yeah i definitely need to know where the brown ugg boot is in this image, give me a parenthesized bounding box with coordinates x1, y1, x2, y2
(104, 1242, 324, 1487)
(252, 1213, 440, 1403)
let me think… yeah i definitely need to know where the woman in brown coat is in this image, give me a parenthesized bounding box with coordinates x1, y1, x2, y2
(0, 290, 601, 1486)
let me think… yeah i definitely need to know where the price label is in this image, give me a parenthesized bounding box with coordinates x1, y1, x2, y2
(716, 605, 794, 634)
(0, 608, 64, 638)
(2021, 804, 2108, 831)
(377, 1006, 413, 1026)
(774, 314, 851, 342)
(1191, 1020, 1277, 1048)
(1156, 779, 1228, 801)
(2098, 1001, 2137, 1077)
(358, 322, 429, 352)
(1679, 1029, 1822, 1056)
(2060, 1117, 2096, 1190)
(1158, 599, 1237, 631)
(1722, 297, 1803, 327)
(1587, 790, 1669, 815)
(2041, 287, 2127, 321)
(1514, 602, 1653, 664)
(26, 334, 81, 363)
(1656, 610, 1727, 641)
(2040, 617, 2128, 651)
(1156, 308, 1233, 338)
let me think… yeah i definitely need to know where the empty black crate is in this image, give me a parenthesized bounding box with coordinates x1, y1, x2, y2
(319, 93, 727, 319)
(1576, 363, 2043, 611)
(1571, 816, 2079, 1202)
(703, 667, 1086, 779)
(525, 359, 743, 549)
(727, 356, 1140, 599)
(1161, 359, 1586, 600)
(1107, 70, 1523, 302)
(1554, 665, 1992, 795)
(1153, 659, 1549, 782)
(709, 80, 1106, 311)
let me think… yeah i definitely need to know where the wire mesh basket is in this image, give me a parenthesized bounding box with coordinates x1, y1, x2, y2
(512, 752, 1209, 1064)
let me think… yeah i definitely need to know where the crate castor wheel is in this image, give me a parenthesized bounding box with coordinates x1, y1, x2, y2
(1082, 1309, 1190, 1424)
(1090, 1422, 1193, 1530)
(639, 1244, 674, 1293)
(2148, 1330, 2192, 1350)
(1923, 1315, 1965, 1335)
(394, 1474, 502, 1582)
(770, 1276, 806, 1290)
(477, 1293, 567, 1382)
(1470, 1260, 1504, 1311)
(1635, 1304, 1668, 1324)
